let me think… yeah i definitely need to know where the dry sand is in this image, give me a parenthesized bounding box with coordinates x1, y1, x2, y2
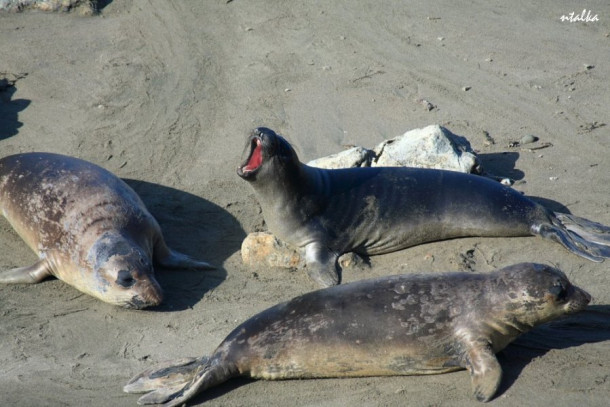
(0, 1, 609, 406)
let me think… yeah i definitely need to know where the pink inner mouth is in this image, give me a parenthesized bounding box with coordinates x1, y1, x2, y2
(243, 139, 262, 172)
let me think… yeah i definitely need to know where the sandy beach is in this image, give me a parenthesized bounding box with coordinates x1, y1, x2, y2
(0, 1, 609, 405)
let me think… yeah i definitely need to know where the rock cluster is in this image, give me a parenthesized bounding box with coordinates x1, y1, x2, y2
(308, 125, 481, 174)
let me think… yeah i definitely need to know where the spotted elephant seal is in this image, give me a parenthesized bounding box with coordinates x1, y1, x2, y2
(0, 153, 213, 309)
(124, 262, 591, 405)
(237, 127, 610, 286)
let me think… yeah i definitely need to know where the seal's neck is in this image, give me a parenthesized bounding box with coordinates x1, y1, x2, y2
(250, 162, 327, 243)
(490, 315, 534, 335)
(252, 160, 320, 206)
(480, 314, 532, 353)
(475, 282, 543, 351)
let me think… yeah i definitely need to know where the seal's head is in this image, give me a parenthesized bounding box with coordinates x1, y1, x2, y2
(237, 127, 300, 181)
(85, 232, 163, 309)
(497, 263, 591, 328)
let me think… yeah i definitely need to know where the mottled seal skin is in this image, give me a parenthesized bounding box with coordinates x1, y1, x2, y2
(124, 263, 591, 405)
(0, 153, 214, 309)
(237, 127, 610, 286)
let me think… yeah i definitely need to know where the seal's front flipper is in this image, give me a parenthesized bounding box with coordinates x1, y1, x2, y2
(0, 259, 52, 284)
(154, 239, 215, 270)
(465, 345, 502, 402)
(304, 242, 339, 287)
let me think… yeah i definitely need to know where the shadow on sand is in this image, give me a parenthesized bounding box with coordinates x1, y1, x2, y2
(95, 0, 113, 10)
(497, 305, 610, 398)
(479, 151, 572, 213)
(479, 151, 524, 180)
(124, 179, 246, 311)
(0, 73, 30, 140)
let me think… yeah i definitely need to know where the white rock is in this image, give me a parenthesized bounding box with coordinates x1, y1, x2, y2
(372, 125, 479, 173)
(0, 0, 94, 13)
(307, 146, 374, 169)
(306, 125, 479, 174)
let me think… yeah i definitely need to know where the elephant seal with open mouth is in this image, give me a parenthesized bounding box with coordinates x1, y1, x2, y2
(237, 127, 610, 286)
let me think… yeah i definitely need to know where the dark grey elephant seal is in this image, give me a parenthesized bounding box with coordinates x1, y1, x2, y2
(0, 153, 213, 309)
(124, 263, 591, 405)
(237, 127, 610, 286)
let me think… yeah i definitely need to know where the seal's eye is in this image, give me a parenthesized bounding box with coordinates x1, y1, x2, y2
(116, 270, 136, 288)
(549, 281, 568, 302)
(138, 256, 153, 272)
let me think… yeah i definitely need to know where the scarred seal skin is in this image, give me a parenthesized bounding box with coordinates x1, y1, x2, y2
(0, 153, 214, 309)
(237, 127, 610, 286)
(124, 262, 591, 405)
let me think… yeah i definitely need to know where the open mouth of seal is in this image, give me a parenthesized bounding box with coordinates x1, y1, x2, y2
(239, 136, 263, 176)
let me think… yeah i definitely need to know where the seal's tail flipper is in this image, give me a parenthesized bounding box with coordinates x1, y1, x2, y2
(124, 357, 202, 404)
(124, 356, 232, 407)
(534, 212, 610, 262)
(554, 213, 610, 245)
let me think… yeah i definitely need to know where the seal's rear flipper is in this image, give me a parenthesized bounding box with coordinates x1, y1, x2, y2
(136, 385, 187, 405)
(554, 213, 610, 246)
(124, 357, 201, 393)
(124, 357, 205, 405)
(0, 259, 52, 284)
(534, 212, 610, 262)
(125, 356, 236, 407)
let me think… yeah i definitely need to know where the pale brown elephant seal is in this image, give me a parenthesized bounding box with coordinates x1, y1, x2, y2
(0, 152, 214, 309)
(124, 262, 591, 405)
(237, 127, 610, 286)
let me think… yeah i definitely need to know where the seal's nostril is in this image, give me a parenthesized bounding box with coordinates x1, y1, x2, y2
(116, 270, 136, 288)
